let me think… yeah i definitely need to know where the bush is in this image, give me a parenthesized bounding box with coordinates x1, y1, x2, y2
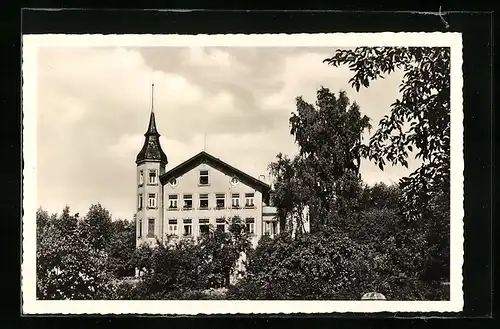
(228, 229, 373, 300)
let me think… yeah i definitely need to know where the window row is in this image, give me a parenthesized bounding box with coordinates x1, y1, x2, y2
(137, 217, 256, 238)
(167, 193, 255, 210)
(138, 169, 158, 186)
(168, 217, 255, 236)
(168, 171, 241, 187)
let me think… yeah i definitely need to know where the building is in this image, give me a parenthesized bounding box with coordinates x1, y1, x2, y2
(134, 107, 298, 248)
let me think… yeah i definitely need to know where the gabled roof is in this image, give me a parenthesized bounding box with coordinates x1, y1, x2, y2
(159, 151, 270, 193)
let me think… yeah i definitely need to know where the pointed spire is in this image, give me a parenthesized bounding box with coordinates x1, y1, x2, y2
(146, 112, 158, 135)
(146, 83, 158, 135)
(151, 82, 154, 113)
(136, 83, 167, 165)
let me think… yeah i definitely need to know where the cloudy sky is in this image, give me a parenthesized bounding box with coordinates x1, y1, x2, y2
(36, 46, 419, 220)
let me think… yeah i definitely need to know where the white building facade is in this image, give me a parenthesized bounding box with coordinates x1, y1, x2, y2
(134, 109, 301, 248)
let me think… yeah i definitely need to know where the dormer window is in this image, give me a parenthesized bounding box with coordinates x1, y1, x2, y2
(199, 170, 209, 185)
(149, 170, 157, 184)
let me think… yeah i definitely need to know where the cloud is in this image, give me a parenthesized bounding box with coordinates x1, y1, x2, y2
(36, 45, 419, 221)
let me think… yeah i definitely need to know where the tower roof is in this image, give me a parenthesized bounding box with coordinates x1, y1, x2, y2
(136, 86, 168, 165)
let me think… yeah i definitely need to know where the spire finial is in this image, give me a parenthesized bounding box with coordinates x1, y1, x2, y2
(204, 133, 207, 151)
(151, 82, 155, 113)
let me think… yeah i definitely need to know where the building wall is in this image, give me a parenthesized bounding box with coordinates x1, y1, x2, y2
(162, 162, 264, 246)
(135, 161, 166, 247)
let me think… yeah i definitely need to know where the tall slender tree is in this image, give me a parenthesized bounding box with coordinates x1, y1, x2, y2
(269, 87, 371, 232)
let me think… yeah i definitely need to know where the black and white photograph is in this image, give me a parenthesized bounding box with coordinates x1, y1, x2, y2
(22, 33, 463, 314)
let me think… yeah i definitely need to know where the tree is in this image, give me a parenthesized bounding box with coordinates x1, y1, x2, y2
(106, 219, 136, 277)
(324, 47, 451, 286)
(268, 153, 312, 234)
(127, 216, 252, 299)
(36, 207, 111, 300)
(197, 216, 252, 288)
(323, 47, 450, 220)
(269, 87, 371, 232)
(79, 203, 113, 251)
(228, 230, 373, 300)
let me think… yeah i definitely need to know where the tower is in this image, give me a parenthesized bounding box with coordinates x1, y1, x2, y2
(135, 84, 168, 247)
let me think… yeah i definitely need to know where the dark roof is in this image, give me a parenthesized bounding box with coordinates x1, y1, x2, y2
(136, 112, 168, 165)
(160, 151, 270, 193)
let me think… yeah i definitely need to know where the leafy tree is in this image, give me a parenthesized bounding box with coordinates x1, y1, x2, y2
(360, 182, 402, 211)
(324, 47, 450, 286)
(268, 153, 311, 234)
(323, 47, 450, 220)
(36, 207, 111, 300)
(197, 216, 252, 288)
(126, 216, 252, 299)
(79, 203, 113, 251)
(53, 205, 78, 235)
(269, 88, 371, 232)
(228, 230, 373, 300)
(106, 219, 136, 277)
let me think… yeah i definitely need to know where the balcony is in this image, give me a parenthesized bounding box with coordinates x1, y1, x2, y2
(263, 206, 277, 216)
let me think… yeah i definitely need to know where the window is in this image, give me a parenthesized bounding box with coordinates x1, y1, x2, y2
(216, 193, 225, 209)
(138, 194, 143, 210)
(216, 218, 225, 232)
(230, 176, 239, 185)
(168, 219, 178, 236)
(183, 194, 193, 209)
(231, 193, 240, 208)
(168, 195, 178, 209)
(138, 219, 142, 237)
(199, 194, 209, 209)
(245, 218, 255, 234)
(169, 178, 177, 186)
(245, 193, 255, 208)
(149, 170, 157, 184)
(264, 221, 277, 236)
(139, 170, 144, 185)
(147, 218, 155, 237)
(148, 193, 157, 208)
(183, 218, 192, 236)
(199, 170, 209, 185)
(199, 218, 210, 235)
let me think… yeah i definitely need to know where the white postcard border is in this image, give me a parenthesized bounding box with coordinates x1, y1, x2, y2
(22, 32, 464, 314)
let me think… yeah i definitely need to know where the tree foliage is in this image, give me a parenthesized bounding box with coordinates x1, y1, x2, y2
(269, 88, 371, 232)
(125, 216, 252, 299)
(228, 230, 373, 300)
(36, 207, 111, 299)
(36, 204, 136, 299)
(324, 47, 451, 285)
(324, 47, 450, 220)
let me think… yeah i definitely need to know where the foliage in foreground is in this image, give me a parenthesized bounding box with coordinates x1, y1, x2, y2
(127, 217, 251, 299)
(36, 205, 135, 300)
